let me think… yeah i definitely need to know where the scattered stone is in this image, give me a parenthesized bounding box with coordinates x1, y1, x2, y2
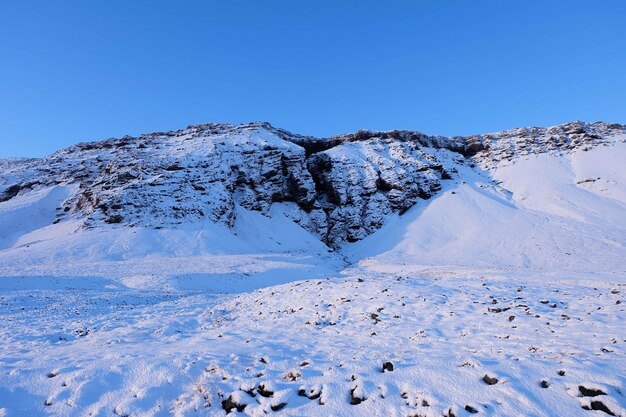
(444, 408, 456, 417)
(257, 383, 274, 398)
(540, 380, 549, 388)
(298, 385, 322, 400)
(271, 402, 287, 412)
(221, 395, 246, 413)
(382, 361, 394, 373)
(483, 374, 498, 385)
(104, 214, 123, 224)
(283, 370, 301, 381)
(370, 313, 381, 324)
(582, 401, 616, 416)
(579, 386, 607, 397)
(350, 387, 364, 405)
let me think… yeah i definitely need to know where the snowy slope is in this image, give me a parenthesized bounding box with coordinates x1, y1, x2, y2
(0, 203, 340, 293)
(346, 136, 626, 279)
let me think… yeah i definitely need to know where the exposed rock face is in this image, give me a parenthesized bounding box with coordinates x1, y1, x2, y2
(1, 121, 624, 248)
(307, 137, 447, 244)
(465, 121, 626, 168)
(0, 123, 318, 230)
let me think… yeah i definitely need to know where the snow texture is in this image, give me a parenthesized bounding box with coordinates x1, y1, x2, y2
(0, 120, 625, 416)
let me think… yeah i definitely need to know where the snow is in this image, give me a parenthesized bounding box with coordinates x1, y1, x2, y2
(0, 204, 340, 293)
(1, 272, 624, 416)
(346, 141, 626, 280)
(0, 185, 76, 250)
(0, 123, 625, 416)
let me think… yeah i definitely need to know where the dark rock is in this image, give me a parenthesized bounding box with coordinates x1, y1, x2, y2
(105, 214, 123, 224)
(299, 386, 322, 400)
(350, 387, 365, 405)
(483, 374, 498, 385)
(579, 386, 607, 397)
(257, 383, 274, 398)
(582, 401, 616, 416)
(0, 184, 21, 202)
(382, 361, 394, 372)
(221, 395, 246, 413)
(350, 393, 363, 405)
(271, 402, 287, 412)
(444, 409, 456, 417)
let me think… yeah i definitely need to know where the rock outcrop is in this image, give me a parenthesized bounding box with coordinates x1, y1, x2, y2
(1, 121, 624, 247)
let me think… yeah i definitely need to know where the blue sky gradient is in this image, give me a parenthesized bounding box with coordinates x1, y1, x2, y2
(1, 1, 625, 157)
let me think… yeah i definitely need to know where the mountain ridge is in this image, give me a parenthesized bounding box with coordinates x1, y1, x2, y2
(3, 120, 623, 160)
(1, 120, 624, 248)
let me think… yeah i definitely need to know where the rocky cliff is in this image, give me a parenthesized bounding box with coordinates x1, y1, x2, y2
(1, 121, 624, 247)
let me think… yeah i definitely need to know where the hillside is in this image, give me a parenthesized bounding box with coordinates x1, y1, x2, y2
(1, 120, 624, 281)
(1, 121, 625, 417)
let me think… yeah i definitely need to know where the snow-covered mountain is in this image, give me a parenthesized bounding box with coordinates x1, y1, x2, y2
(0, 121, 451, 248)
(2, 121, 626, 417)
(1, 120, 624, 276)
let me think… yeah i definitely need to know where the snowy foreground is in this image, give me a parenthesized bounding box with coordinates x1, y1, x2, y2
(1, 122, 625, 416)
(1, 270, 624, 417)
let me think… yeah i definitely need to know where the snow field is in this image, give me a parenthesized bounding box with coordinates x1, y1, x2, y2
(1, 272, 624, 416)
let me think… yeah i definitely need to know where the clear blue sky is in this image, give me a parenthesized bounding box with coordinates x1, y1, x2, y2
(1, 1, 625, 157)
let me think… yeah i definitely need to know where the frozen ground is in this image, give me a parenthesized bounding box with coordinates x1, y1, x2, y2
(0, 271, 624, 417)
(0, 127, 625, 416)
